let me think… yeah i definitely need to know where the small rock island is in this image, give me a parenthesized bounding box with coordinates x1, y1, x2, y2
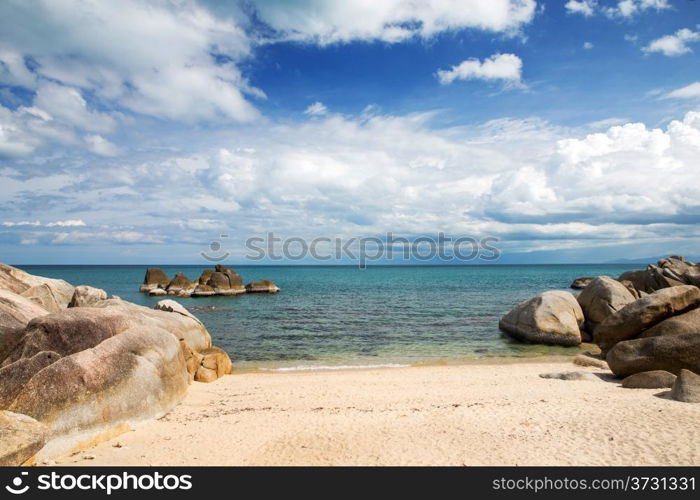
(139, 264, 280, 297)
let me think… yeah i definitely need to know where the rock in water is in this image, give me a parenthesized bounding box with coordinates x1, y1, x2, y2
(499, 291, 583, 346)
(570, 277, 594, 289)
(140, 267, 170, 292)
(670, 369, 700, 403)
(621, 370, 677, 389)
(640, 308, 700, 338)
(8, 327, 189, 459)
(606, 333, 700, 378)
(68, 285, 108, 307)
(166, 272, 196, 296)
(539, 371, 598, 381)
(593, 285, 700, 353)
(576, 276, 635, 331)
(245, 280, 281, 293)
(0, 410, 47, 466)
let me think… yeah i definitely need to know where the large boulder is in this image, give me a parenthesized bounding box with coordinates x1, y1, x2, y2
(640, 308, 700, 338)
(0, 263, 74, 308)
(606, 333, 700, 378)
(206, 265, 245, 295)
(20, 284, 63, 313)
(166, 272, 196, 296)
(8, 327, 189, 459)
(194, 346, 233, 383)
(499, 291, 583, 346)
(621, 370, 677, 389)
(0, 411, 48, 466)
(0, 351, 62, 409)
(0, 289, 49, 331)
(576, 276, 635, 331)
(191, 284, 216, 297)
(593, 285, 700, 353)
(618, 265, 684, 294)
(140, 267, 170, 292)
(68, 285, 108, 307)
(154, 299, 203, 325)
(245, 280, 281, 293)
(670, 369, 700, 403)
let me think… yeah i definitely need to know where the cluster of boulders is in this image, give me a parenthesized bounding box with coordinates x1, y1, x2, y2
(139, 265, 280, 297)
(500, 256, 700, 403)
(0, 263, 233, 465)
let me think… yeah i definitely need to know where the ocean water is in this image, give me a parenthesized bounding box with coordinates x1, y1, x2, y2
(18, 264, 638, 370)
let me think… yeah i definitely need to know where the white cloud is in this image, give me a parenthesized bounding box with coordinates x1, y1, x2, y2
(84, 134, 122, 157)
(583, 41, 594, 49)
(2, 220, 41, 227)
(565, 1, 596, 17)
(644, 28, 700, 57)
(0, 0, 260, 123)
(34, 83, 116, 133)
(249, 0, 538, 44)
(663, 82, 700, 100)
(566, 0, 670, 18)
(304, 102, 328, 116)
(45, 219, 87, 227)
(437, 53, 523, 85)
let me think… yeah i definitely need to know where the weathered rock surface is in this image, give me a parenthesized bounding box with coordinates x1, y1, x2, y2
(68, 285, 108, 308)
(0, 410, 48, 465)
(194, 346, 233, 383)
(670, 369, 700, 403)
(539, 371, 598, 381)
(606, 333, 700, 378)
(8, 328, 189, 458)
(640, 307, 700, 338)
(593, 285, 700, 353)
(0, 351, 61, 408)
(154, 299, 202, 325)
(206, 265, 245, 295)
(576, 276, 635, 331)
(499, 291, 583, 346)
(570, 277, 594, 289)
(621, 370, 677, 389)
(0, 289, 49, 332)
(140, 267, 170, 292)
(166, 272, 196, 296)
(0, 263, 74, 308)
(245, 280, 281, 293)
(20, 284, 63, 313)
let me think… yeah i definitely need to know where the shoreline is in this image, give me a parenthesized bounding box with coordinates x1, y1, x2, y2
(55, 359, 700, 467)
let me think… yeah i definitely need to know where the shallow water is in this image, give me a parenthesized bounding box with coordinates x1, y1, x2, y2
(18, 264, 637, 370)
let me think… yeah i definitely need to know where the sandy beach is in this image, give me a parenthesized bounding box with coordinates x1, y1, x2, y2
(57, 359, 700, 467)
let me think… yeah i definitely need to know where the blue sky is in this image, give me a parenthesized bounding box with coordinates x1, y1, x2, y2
(1, 0, 699, 264)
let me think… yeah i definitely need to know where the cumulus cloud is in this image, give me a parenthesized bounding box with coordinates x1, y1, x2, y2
(437, 53, 523, 85)
(3, 219, 85, 227)
(663, 82, 700, 100)
(565, 0, 596, 16)
(84, 134, 122, 157)
(644, 28, 700, 57)
(304, 102, 328, 116)
(248, 0, 538, 44)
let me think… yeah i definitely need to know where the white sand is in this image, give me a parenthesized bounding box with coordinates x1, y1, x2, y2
(59, 360, 700, 466)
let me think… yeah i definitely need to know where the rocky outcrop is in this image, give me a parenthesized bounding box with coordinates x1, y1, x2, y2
(139, 267, 170, 293)
(0, 351, 62, 408)
(166, 272, 196, 296)
(8, 328, 190, 459)
(670, 369, 700, 403)
(20, 284, 62, 313)
(246, 280, 281, 293)
(593, 285, 700, 353)
(606, 333, 700, 378)
(570, 277, 594, 290)
(618, 256, 700, 295)
(0, 289, 49, 332)
(0, 410, 48, 466)
(621, 370, 677, 389)
(206, 265, 246, 295)
(0, 263, 74, 308)
(640, 308, 700, 338)
(155, 299, 203, 325)
(499, 291, 583, 346)
(576, 276, 635, 332)
(68, 285, 108, 307)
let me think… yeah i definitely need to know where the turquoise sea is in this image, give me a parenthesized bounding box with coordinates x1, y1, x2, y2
(17, 264, 638, 370)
